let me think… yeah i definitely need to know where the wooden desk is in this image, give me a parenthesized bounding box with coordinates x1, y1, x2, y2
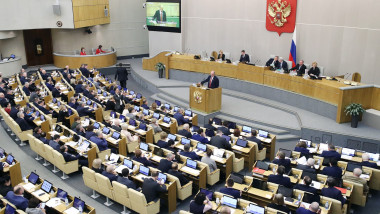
(53, 51, 117, 68)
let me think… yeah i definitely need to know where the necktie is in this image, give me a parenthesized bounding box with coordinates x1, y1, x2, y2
(160, 12, 163, 21)
(209, 77, 213, 87)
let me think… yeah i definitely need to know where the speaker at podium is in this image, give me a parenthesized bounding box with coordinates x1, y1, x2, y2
(189, 85, 222, 114)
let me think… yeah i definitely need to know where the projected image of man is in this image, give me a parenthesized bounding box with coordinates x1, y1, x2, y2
(153, 5, 166, 22)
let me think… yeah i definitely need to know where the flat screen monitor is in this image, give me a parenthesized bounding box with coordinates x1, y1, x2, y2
(63, 129, 70, 137)
(52, 98, 57, 103)
(102, 127, 110, 135)
(103, 92, 107, 97)
(200, 188, 213, 201)
(300, 139, 312, 147)
(222, 135, 231, 142)
(41, 180, 53, 193)
(196, 143, 207, 152)
(173, 106, 179, 112)
(163, 116, 171, 123)
(86, 100, 91, 105)
(112, 132, 120, 140)
(301, 171, 317, 181)
(119, 115, 126, 122)
(242, 126, 252, 133)
(164, 103, 171, 110)
(342, 148, 355, 156)
(185, 110, 192, 117)
(146, 0, 181, 33)
(93, 122, 100, 129)
(256, 161, 269, 170)
(93, 103, 97, 108)
(155, 100, 161, 106)
(134, 105, 140, 112)
(129, 119, 136, 126)
(110, 111, 116, 118)
(346, 162, 362, 172)
(81, 97, 86, 102)
(153, 112, 160, 119)
(73, 197, 85, 210)
(140, 142, 149, 151)
(236, 139, 248, 148)
(258, 130, 268, 138)
(68, 108, 72, 116)
(35, 111, 40, 117)
(278, 185, 293, 198)
(28, 172, 39, 184)
(97, 89, 101, 94)
(123, 159, 133, 169)
(181, 138, 190, 145)
(136, 93, 142, 99)
(129, 90, 135, 95)
(57, 101, 61, 107)
(186, 159, 197, 169)
(368, 153, 380, 161)
(158, 172, 167, 183)
(192, 125, 200, 132)
(248, 204, 265, 214)
(168, 134, 176, 141)
(139, 165, 150, 176)
(40, 115, 45, 121)
(5, 204, 16, 214)
(57, 188, 68, 200)
(143, 109, 149, 115)
(279, 148, 292, 158)
(80, 141, 90, 150)
(139, 123, 147, 131)
(6, 154, 14, 165)
(222, 195, 237, 208)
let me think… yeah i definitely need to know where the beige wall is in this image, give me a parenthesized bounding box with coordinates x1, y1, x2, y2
(0, 31, 27, 65)
(181, 0, 380, 84)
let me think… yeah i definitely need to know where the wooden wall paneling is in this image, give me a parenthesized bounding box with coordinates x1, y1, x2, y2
(371, 87, 380, 110)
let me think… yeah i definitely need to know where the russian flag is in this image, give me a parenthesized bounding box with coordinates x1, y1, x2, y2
(289, 27, 296, 67)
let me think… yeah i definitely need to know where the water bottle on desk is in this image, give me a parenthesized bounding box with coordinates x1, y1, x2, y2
(65, 197, 69, 206)
(272, 167, 276, 175)
(79, 205, 83, 214)
(324, 201, 329, 209)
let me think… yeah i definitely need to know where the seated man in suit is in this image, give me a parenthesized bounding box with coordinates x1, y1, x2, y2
(204, 118, 216, 131)
(142, 171, 167, 203)
(158, 153, 174, 173)
(15, 112, 32, 131)
(22, 82, 31, 96)
(157, 132, 169, 148)
(239, 50, 250, 63)
(308, 62, 321, 79)
(40, 69, 49, 80)
(10, 104, 21, 120)
(293, 176, 318, 194)
(49, 134, 62, 151)
(272, 151, 291, 173)
(75, 81, 84, 93)
(219, 178, 241, 198)
(133, 149, 152, 166)
(265, 56, 280, 69)
(39, 132, 49, 144)
(218, 121, 231, 136)
(77, 101, 96, 117)
(180, 144, 199, 160)
(199, 70, 219, 89)
(0, 176, 12, 197)
(321, 177, 346, 205)
(290, 60, 307, 76)
(268, 166, 292, 188)
(80, 64, 90, 78)
(294, 141, 310, 158)
(178, 123, 192, 139)
(60, 145, 88, 166)
(117, 168, 137, 190)
(68, 97, 78, 109)
(361, 153, 378, 169)
(111, 119, 122, 132)
(141, 99, 149, 110)
(5, 185, 29, 211)
(52, 85, 63, 98)
(173, 109, 190, 126)
(296, 202, 320, 214)
(321, 158, 342, 181)
(85, 125, 96, 140)
(168, 162, 189, 186)
(102, 165, 118, 182)
(296, 158, 316, 173)
(342, 168, 369, 194)
(105, 96, 116, 111)
(278, 57, 288, 72)
(191, 128, 209, 144)
(320, 144, 341, 161)
(245, 130, 263, 150)
(90, 131, 109, 152)
(210, 130, 231, 150)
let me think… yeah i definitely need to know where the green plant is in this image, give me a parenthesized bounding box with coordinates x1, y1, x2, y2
(155, 62, 165, 71)
(344, 103, 365, 116)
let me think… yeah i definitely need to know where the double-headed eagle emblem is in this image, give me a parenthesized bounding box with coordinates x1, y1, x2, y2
(193, 91, 202, 104)
(268, 0, 291, 27)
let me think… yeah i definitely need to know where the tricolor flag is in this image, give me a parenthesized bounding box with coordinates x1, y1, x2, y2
(289, 27, 296, 67)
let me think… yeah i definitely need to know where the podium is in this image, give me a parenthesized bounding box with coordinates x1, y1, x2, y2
(189, 85, 222, 113)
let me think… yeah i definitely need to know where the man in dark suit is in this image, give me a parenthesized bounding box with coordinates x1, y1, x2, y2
(75, 81, 84, 93)
(218, 121, 231, 136)
(200, 70, 219, 89)
(36, 100, 52, 115)
(204, 118, 216, 131)
(268, 166, 292, 188)
(239, 50, 250, 63)
(219, 178, 241, 198)
(173, 109, 190, 126)
(79, 64, 90, 78)
(210, 130, 231, 150)
(178, 124, 192, 139)
(152, 6, 167, 22)
(5, 185, 29, 211)
(15, 112, 32, 131)
(142, 171, 167, 203)
(22, 82, 31, 96)
(85, 125, 96, 140)
(245, 130, 263, 150)
(321, 158, 342, 180)
(361, 153, 378, 169)
(158, 153, 174, 173)
(77, 102, 95, 117)
(293, 176, 318, 194)
(10, 105, 20, 120)
(90, 132, 109, 152)
(111, 119, 122, 132)
(115, 63, 128, 88)
(296, 158, 316, 173)
(117, 168, 137, 190)
(320, 144, 341, 161)
(49, 134, 62, 151)
(278, 57, 288, 72)
(321, 177, 346, 205)
(265, 56, 280, 68)
(40, 69, 49, 81)
(180, 144, 199, 160)
(290, 60, 307, 76)
(133, 149, 152, 166)
(157, 132, 169, 148)
(60, 145, 88, 166)
(295, 202, 320, 214)
(272, 151, 291, 173)
(168, 162, 189, 186)
(0, 92, 9, 108)
(191, 129, 209, 144)
(101, 165, 118, 182)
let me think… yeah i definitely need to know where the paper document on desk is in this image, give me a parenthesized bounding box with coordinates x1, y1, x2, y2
(64, 207, 79, 214)
(232, 145, 243, 151)
(181, 166, 199, 175)
(49, 131, 60, 136)
(66, 141, 77, 147)
(360, 174, 370, 179)
(341, 155, 352, 160)
(35, 121, 43, 126)
(210, 155, 224, 163)
(311, 181, 321, 189)
(296, 156, 307, 165)
(151, 156, 161, 162)
(306, 147, 317, 153)
(46, 198, 62, 208)
(115, 165, 128, 174)
(23, 183, 35, 191)
(33, 189, 45, 197)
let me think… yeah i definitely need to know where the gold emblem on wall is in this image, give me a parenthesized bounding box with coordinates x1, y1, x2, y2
(194, 91, 202, 104)
(267, 0, 291, 27)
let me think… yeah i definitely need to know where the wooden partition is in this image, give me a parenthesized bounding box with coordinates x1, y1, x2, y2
(189, 86, 222, 113)
(53, 51, 117, 69)
(72, 0, 110, 28)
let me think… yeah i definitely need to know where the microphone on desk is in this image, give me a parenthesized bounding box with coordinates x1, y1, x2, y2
(346, 73, 352, 80)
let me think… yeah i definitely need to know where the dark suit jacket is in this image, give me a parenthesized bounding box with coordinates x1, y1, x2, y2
(117, 177, 137, 189)
(133, 156, 152, 167)
(142, 178, 167, 203)
(268, 174, 292, 188)
(5, 192, 28, 211)
(173, 112, 190, 126)
(295, 207, 316, 214)
(219, 187, 241, 198)
(22, 86, 30, 96)
(80, 67, 90, 78)
(294, 184, 318, 194)
(105, 100, 116, 111)
(239, 54, 250, 63)
(245, 136, 263, 150)
(62, 152, 79, 162)
(191, 134, 209, 144)
(267, 204, 291, 214)
(180, 151, 199, 160)
(201, 75, 219, 89)
(321, 187, 346, 205)
(49, 140, 61, 151)
(178, 129, 192, 139)
(217, 126, 231, 136)
(296, 164, 316, 173)
(90, 136, 108, 151)
(361, 161, 378, 169)
(279, 61, 288, 71)
(295, 147, 310, 158)
(273, 158, 291, 173)
(290, 64, 307, 76)
(115, 67, 128, 81)
(168, 169, 189, 186)
(85, 131, 96, 140)
(102, 171, 118, 182)
(10, 107, 19, 120)
(265, 58, 280, 68)
(308, 67, 320, 77)
(157, 140, 168, 148)
(153, 10, 167, 21)
(158, 159, 172, 173)
(210, 135, 231, 150)
(15, 118, 32, 131)
(111, 125, 122, 132)
(320, 150, 341, 160)
(204, 124, 216, 131)
(75, 84, 84, 93)
(321, 166, 342, 179)
(77, 106, 92, 117)
(217, 54, 225, 61)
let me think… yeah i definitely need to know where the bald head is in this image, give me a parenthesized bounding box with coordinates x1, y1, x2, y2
(210, 71, 215, 77)
(183, 123, 190, 131)
(353, 168, 362, 177)
(310, 202, 320, 212)
(220, 206, 231, 214)
(362, 153, 369, 161)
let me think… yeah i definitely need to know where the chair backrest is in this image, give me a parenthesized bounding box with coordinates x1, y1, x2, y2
(363, 166, 380, 190)
(321, 196, 342, 214)
(82, 167, 96, 181)
(128, 188, 148, 213)
(28, 135, 37, 152)
(224, 52, 231, 60)
(94, 173, 114, 198)
(319, 66, 324, 76)
(112, 181, 130, 205)
(352, 72, 361, 82)
(286, 60, 293, 69)
(44, 144, 55, 164)
(52, 150, 66, 167)
(198, 161, 211, 174)
(344, 180, 363, 205)
(170, 174, 182, 189)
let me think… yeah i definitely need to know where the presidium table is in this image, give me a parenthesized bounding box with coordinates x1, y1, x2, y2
(142, 51, 380, 123)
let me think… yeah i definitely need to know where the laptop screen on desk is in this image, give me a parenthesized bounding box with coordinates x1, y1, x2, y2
(57, 101, 61, 107)
(186, 159, 197, 169)
(124, 159, 133, 169)
(112, 132, 120, 140)
(136, 93, 142, 99)
(134, 106, 140, 112)
(256, 161, 269, 170)
(153, 113, 160, 119)
(181, 138, 190, 145)
(342, 148, 355, 156)
(73, 197, 85, 210)
(98, 89, 101, 94)
(86, 100, 92, 105)
(163, 117, 171, 123)
(165, 103, 171, 110)
(93, 122, 100, 129)
(140, 142, 149, 151)
(258, 130, 268, 138)
(129, 90, 135, 95)
(110, 111, 116, 118)
(236, 139, 248, 148)
(279, 148, 292, 158)
(28, 172, 39, 185)
(103, 92, 107, 97)
(185, 110, 192, 117)
(213, 118, 221, 125)
(222, 135, 231, 142)
(143, 109, 149, 116)
(368, 153, 380, 161)
(173, 106, 179, 112)
(168, 134, 176, 141)
(41, 180, 53, 193)
(155, 100, 161, 106)
(197, 143, 207, 152)
(347, 162, 362, 172)
(222, 195, 237, 208)
(248, 203, 265, 214)
(139, 165, 149, 176)
(57, 188, 68, 200)
(102, 127, 110, 135)
(129, 119, 136, 126)
(139, 123, 147, 131)
(242, 126, 251, 133)
(192, 125, 200, 133)
(6, 154, 14, 165)
(200, 188, 213, 201)
(158, 172, 167, 183)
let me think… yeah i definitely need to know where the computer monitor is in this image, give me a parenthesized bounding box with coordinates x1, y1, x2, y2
(102, 127, 110, 135)
(301, 171, 317, 181)
(40, 115, 45, 121)
(93, 122, 100, 129)
(258, 130, 268, 138)
(93, 103, 97, 109)
(302, 192, 319, 204)
(41, 180, 53, 193)
(52, 98, 57, 103)
(342, 148, 355, 156)
(110, 111, 116, 118)
(97, 89, 101, 94)
(103, 92, 107, 97)
(86, 100, 92, 105)
(118, 115, 126, 122)
(158, 172, 167, 183)
(6, 154, 14, 165)
(112, 132, 120, 140)
(73, 197, 85, 210)
(181, 138, 190, 145)
(143, 109, 149, 116)
(139, 165, 150, 176)
(256, 161, 269, 170)
(196, 143, 207, 152)
(136, 93, 142, 99)
(185, 110, 192, 117)
(140, 142, 149, 151)
(192, 125, 200, 133)
(63, 129, 71, 137)
(168, 134, 176, 141)
(173, 106, 179, 112)
(35, 111, 40, 116)
(57, 188, 68, 200)
(129, 119, 136, 126)
(129, 90, 135, 95)
(118, 85, 122, 90)
(251, 178, 266, 189)
(28, 172, 39, 184)
(5, 204, 16, 214)
(68, 108, 72, 116)
(222, 135, 231, 142)
(81, 97, 86, 102)
(123, 159, 133, 169)
(300, 139, 312, 147)
(164, 103, 171, 110)
(186, 159, 197, 169)
(236, 139, 248, 148)
(248, 203, 265, 214)
(346, 162, 362, 172)
(222, 195, 238, 208)
(163, 117, 171, 123)
(279, 148, 292, 158)
(213, 118, 221, 125)
(57, 101, 61, 107)
(134, 106, 140, 112)
(155, 100, 161, 106)
(278, 185, 293, 198)
(80, 141, 90, 151)
(139, 123, 147, 131)
(153, 113, 160, 119)
(200, 188, 213, 201)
